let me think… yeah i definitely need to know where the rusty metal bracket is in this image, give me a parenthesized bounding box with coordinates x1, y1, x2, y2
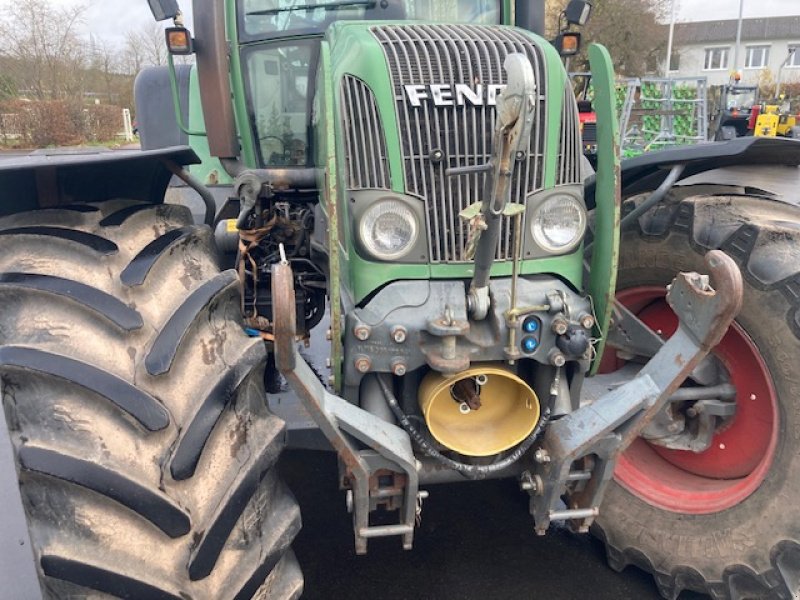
(424, 307, 471, 374)
(272, 260, 419, 554)
(529, 250, 743, 534)
(607, 298, 721, 386)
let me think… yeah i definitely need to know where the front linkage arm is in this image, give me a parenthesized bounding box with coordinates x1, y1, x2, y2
(528, 250, 743, 534)
(272, 259, 420, 554)
(448, 53, 537, 320)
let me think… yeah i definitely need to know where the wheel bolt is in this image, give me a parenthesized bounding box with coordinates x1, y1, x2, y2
(551, 317, 568, 336)
(354, 325, 371, 341)
(391, 361, 407, 376)
(391, 326, 407, 344)
(534, 449, 551, 464)
(549, 349, 566, 367)
(355, 356, 371, 373)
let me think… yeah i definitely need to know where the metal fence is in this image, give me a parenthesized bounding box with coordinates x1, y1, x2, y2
(0, 113, 22, 140)
(618, 77, 709, 156)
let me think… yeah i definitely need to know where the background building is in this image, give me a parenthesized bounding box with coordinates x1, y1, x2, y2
(668, 16, 800, 87)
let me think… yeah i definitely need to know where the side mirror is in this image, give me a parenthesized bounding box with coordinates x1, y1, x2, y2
(564, 0, 593, 27)
(147, 0, 181, 22)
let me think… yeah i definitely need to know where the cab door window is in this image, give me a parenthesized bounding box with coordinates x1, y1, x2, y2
(243, 40, 319, 167)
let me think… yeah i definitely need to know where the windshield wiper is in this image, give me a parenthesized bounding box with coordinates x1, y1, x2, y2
(248, 1, 376, 16)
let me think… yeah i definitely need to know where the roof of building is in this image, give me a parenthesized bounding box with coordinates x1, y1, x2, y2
(674, 16, 800, 45)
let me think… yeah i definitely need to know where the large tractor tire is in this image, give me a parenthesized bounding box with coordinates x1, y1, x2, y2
(595, 192, 800, 599)
(0, 201, 302, 599)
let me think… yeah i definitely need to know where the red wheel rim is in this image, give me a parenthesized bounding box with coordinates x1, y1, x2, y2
(610, 286, 779, 514)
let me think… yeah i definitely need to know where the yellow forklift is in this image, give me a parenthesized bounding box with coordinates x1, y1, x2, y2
(752, 99, 798, 137)
(754, 48, 800, 138)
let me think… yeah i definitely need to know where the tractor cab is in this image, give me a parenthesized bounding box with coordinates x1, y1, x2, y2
(240, 0, 501, 38)
(237, 1, 504, 168)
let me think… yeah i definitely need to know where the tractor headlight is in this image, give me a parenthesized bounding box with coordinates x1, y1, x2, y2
(359, 199, 419, 261)
(530, 193, 587, 253)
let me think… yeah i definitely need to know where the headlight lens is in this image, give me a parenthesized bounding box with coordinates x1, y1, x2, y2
(359, 199, 419, 260)
(531, 194, 587, 253)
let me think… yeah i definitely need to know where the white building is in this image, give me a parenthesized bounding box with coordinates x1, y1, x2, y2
(668, 16, 800, 86)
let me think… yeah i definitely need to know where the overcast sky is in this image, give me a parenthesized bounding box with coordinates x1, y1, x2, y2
(5, 0, 800, 47)
(666, 0, 799, 21)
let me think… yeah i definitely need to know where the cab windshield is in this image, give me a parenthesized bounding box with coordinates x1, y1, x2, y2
(239, 0, 501, 40)
(726, 88, 757, 111)
(240, 0, 502, 167)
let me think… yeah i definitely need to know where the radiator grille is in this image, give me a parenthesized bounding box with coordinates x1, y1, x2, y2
(340, 75, 391, 190)
(371, 24, 553, 263)
(558, 84, 583, 185)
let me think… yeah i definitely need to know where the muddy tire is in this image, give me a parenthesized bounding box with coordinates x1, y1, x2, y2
(0, 201, 302, 599)
(595, 193, 800, 599)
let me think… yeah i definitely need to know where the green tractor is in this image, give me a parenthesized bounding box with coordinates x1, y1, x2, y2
(2, 1, 800, 598)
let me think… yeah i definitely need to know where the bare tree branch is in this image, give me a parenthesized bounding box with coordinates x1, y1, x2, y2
(122, 22, 168, 75)
(551, 0, 671, 76)
(0, 0, 89, 99)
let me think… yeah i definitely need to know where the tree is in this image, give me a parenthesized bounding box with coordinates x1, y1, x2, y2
(757, 68, 777, 100)
(551, 0, 670, 77)
(0, 72, 17, 102)
(122, 23, 168, 75)
(86, 36, 134, 107)
(0, 0, 88, 99)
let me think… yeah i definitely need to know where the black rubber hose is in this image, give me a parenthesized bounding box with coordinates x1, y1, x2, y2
(377, 375, 550, 479)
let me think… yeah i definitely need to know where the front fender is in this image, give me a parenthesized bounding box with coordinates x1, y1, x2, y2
(0, 146, 200, 217)
(585, 137, 800, 209)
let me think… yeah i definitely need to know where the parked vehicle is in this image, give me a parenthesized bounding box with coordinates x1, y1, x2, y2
(753, 100, 800, 138)
(712, 83, 759, 140)
(2, 1, 800, 599)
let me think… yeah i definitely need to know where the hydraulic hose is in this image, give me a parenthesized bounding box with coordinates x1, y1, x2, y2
(222, 158, 321, 229)
(162, 159, 216, 226)
(377, 375, 550, 479)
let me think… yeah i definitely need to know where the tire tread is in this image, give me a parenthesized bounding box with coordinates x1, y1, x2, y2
(599, 192, 800, 599)
(0, 200, 300, 599)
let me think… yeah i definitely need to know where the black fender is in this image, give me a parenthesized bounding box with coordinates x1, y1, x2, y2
(0, 146, 200, 218)
(585, 137, 800, 208)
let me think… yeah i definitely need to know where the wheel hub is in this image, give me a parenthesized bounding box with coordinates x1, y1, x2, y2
(610, 286, 779, 514)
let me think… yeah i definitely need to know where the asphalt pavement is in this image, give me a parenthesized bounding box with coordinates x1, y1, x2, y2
(283, 450, 706, 600)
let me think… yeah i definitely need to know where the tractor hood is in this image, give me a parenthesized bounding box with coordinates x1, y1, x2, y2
(320, 22, 585, 302)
